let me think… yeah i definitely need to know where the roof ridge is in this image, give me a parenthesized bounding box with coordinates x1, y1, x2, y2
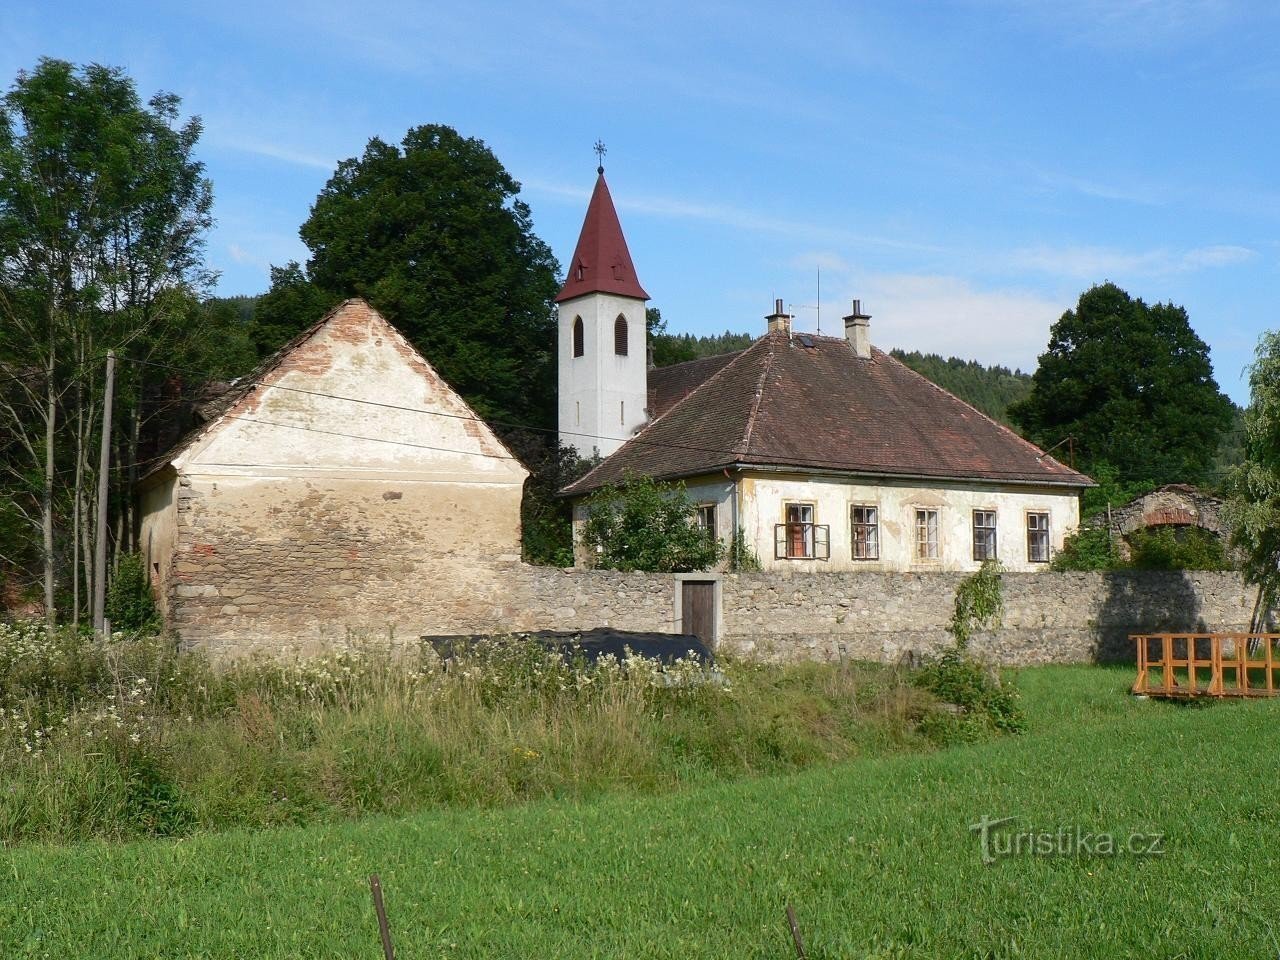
(740, 338, 777, 456)
(875, 348, 1090, 482)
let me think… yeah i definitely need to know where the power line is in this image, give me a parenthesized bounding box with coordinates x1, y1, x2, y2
(115, 354, 1091, 482)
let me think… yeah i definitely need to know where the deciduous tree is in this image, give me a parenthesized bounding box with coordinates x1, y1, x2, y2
(297, 125, 561, 429)
(0, 59, 212, 619)
(1225, 330, 1280, 627)
(1009, 283, 1232, 488)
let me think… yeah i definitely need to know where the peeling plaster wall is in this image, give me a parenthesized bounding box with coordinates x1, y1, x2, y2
(739, 473, 1079, 573)
(147, 300, 528, 656)
(139, 477, 178, 620)
(167, 474, 525, 656)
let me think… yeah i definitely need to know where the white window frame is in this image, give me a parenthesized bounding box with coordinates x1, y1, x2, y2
(1027, 511, 1051, 563)
(851, 504, 879, 560)
(915, 508, 940, 561)
(972, 509, 998, 562)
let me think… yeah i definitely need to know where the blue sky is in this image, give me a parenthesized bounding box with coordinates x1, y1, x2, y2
(5, 1, 1278, 403)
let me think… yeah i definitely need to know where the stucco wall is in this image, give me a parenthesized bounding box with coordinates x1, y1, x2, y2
(139, 477, 178, 620)
(738, 473, 1080, 573)
(557, 291, 649, 458)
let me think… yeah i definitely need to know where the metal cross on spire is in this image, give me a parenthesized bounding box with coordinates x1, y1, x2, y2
(594, 139, 606, 174)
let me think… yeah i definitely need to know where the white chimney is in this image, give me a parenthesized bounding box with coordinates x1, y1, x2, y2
(766, 298, 791, 334)
(843, 299, 871, 359)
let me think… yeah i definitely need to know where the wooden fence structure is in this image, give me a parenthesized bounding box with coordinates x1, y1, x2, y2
(1132, 633, 1280, 699)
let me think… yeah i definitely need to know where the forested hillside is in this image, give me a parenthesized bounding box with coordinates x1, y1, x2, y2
(891, 349, 1032, 425)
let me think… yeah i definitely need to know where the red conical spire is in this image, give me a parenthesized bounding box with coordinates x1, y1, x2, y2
(555, 170, 649, 303)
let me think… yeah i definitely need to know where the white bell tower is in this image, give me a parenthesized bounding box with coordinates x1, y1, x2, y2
(556, 162, 649, 458)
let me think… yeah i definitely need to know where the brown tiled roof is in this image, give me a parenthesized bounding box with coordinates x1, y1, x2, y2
(647, 351, 743, 418)
(563, 331, 1093, 495)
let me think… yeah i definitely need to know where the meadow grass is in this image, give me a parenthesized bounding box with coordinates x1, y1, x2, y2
(0, 622, 966, 844)
(4, 664, 1277, 958)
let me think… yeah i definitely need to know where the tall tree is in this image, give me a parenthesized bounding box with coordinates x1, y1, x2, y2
(296, 125, 560, 429)
(0, 59, 212, 619)
(1225, 330, 1280, 628)
(1009, 283, 1232, 488)
(250, 262, 336, 358)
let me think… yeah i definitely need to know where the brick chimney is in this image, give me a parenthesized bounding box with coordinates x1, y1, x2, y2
(843, 299, 871, 359)
(766, 298, 791, 334)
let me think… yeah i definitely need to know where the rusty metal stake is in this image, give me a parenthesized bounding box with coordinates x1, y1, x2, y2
(785, 903, 806, 959)
(369, 874, 396, 960)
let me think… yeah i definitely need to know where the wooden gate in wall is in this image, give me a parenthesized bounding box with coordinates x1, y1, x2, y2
(680, 579, 717, 646)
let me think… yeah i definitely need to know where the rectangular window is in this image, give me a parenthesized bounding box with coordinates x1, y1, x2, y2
(972, 510, 997, 562)
(915, 508, 939, 560)
(696, 503, 717, 538)
(1027, 512, 1051, 563)
(774, 503, 830, 560)
(851, 505, 879, 560)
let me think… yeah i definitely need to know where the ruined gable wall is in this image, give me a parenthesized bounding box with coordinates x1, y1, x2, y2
(168, 473, 525, 657)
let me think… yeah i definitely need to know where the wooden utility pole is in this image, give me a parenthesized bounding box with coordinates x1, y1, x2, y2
(92, 350, 115, 636)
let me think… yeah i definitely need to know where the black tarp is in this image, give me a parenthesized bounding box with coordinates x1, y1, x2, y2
(423, 628, 714, 667)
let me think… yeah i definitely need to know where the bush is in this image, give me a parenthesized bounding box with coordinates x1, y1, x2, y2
(1127, 526, 1232, 571)
(580, 473, 724, 572)
(913, 649, 1026, 744)
(1051, 528, 1122, 571)
(105, 552, 160, 631)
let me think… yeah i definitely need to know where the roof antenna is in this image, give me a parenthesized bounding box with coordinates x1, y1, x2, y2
(594, 139, 606, 174)
(816, 266, 821, 334)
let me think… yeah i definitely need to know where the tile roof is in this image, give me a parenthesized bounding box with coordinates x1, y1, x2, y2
(647, 350, 743, 418)
(564, 331, 1092, 495)
(554, 171, 649, 303)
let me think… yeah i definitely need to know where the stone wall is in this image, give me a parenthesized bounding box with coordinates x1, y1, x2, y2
(716, 569, 1255, 665)
(162, 499, 1257, 664)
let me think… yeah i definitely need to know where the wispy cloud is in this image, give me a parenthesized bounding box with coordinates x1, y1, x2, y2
(223, 140, 336, 172)
(523, 178, 941, 255)
(862, 273, 1063, 370)
(778, 258, 1064, 370)
(1007, 242, 1257, 278)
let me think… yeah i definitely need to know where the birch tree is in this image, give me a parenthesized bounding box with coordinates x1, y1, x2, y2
(0, 59, 212, 620)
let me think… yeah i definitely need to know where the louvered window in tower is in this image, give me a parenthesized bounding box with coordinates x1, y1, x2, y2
(614, 316, 628, 355)
(572, 317, 584, 358)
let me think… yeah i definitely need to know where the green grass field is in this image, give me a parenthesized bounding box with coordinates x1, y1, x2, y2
(3, 664, 1278, 958)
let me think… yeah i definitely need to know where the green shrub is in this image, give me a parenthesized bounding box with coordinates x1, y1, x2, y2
(105, 552, 160, 631)
(728, 527, 762, 572)
(580, 473, 725, 572)
(1127, 526, 1233, 571)
(949, 560, 1003, 648)
(913, 649, 1026, 744)
(1051, 527, 1122, 570)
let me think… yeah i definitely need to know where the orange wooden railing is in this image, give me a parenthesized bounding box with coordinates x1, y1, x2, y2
(1132, 634, 1280, 698)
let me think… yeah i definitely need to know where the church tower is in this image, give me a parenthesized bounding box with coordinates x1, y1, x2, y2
(556, 164, 649, 458)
